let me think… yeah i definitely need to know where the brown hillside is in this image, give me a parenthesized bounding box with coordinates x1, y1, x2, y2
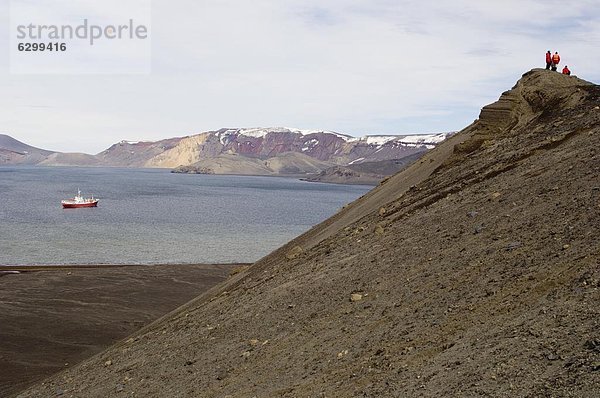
(18, 69, 600, 397)
(0, 134, 54, 165)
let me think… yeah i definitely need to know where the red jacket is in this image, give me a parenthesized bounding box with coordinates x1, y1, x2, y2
(552, 53, 560, 64)
(562, 66, 570, 75)
(546, 52, 552, 63)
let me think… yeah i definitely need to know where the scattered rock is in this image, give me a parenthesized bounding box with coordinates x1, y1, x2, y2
(378, 207, 386, 216)
(215, 369, 228, 380)
(241, 351, 251, 358)
(474, 225, 485, 234)
(229, 265, 250, 277)
(56, 387, 64, 396)
(584, 339, 600, 353)
(350, 293, 363, 302)
(505, 242, 522, 251)
(455, 138, 485, 154)
(104, 360, 113, 366)
(546, 353, 560, 361)
(249, 339, 260, 346)
(562, 244, 570, 250)
(491, 192, 502, 199)
(374, 224, 385, 235)
(467, 211, 479, 218)
(116, 383, 124, 392)
(285, 246, 303, 260)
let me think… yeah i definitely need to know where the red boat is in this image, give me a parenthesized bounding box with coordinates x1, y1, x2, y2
(61, 189, 99, 208)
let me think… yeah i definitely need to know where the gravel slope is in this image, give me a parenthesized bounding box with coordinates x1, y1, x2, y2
(18, 70, 600, 397)
(1, 264, 233, 397)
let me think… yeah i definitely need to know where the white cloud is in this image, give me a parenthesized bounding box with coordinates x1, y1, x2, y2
(0, 0, 599, 152)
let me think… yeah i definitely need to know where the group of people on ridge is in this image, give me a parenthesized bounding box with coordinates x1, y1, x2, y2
(546, 50, 570, 75)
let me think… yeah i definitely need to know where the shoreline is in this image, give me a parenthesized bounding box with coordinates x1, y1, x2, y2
(1, 164, 377, 186)
(0, 262, 249, 271)
(0, 263, 250, 278)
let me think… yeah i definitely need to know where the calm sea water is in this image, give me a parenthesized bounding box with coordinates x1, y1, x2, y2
(0, 167, 370, 265)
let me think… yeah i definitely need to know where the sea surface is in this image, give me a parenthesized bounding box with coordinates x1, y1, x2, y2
(0, 167, 371, 265)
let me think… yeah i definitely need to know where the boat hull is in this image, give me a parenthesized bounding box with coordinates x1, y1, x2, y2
(61, 200, 99, 209)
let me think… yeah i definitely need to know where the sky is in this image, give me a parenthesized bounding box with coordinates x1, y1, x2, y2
(1, 0, 599, 154)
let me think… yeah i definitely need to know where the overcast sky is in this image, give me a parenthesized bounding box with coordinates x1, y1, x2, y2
(1, 0, 599, 154)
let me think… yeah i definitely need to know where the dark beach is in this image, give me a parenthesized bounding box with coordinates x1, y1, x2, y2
(0, 263, 239, 397)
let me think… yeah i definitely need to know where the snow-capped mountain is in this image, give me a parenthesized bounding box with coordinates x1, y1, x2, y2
(119, 127, 453, 170)
(2, 128, 453, 178)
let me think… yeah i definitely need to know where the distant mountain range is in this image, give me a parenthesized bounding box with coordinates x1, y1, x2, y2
(0, 128, 452, 182)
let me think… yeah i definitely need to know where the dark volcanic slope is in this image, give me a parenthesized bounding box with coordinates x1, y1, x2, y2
(19, 70, 600, 397)
(1, 265, 232, 397)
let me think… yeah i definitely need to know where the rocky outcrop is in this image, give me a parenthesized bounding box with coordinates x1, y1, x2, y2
(148, 133, 222, 168)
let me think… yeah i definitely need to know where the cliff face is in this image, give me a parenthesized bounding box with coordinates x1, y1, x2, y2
(18, 70, 600, 397)
(145, 128, 450, 174)
(209, 128, 350, 161)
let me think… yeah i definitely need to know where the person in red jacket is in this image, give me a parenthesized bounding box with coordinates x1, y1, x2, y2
(545, 50, 552, 70)
(551, 52, 561, 71)
(562, 65, 571, 75)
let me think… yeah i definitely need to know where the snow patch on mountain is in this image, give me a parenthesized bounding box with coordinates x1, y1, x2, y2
(363, 136, 398, 146)
(348, 157, 365, 165)
(397, 133, 448, 144)
(346, 132, 453, 149)
(302, 139, 319, 152)
(214, 127, 351, 143)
